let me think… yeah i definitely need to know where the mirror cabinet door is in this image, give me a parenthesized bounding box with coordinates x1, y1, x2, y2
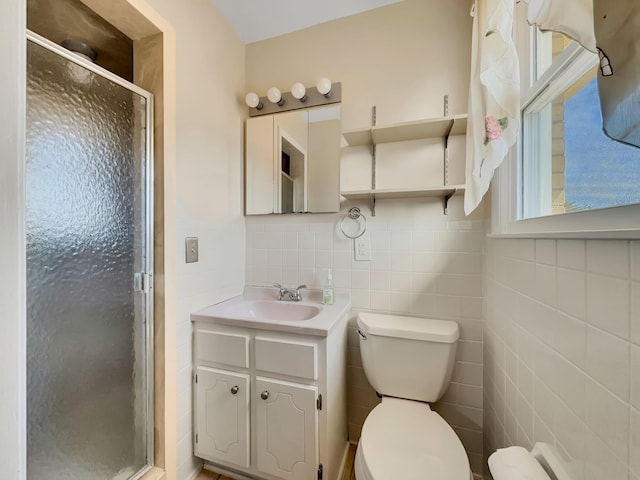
(308, 106, 340, 213)
(245, 106, 340, 215)
(246, 115, 275, 215)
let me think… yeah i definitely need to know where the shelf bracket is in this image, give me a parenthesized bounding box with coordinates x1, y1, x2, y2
(443, 94, 452, 191)
(443, 141, 449, 186)
(444, 188, 457, 215)
(370, 105, 377, 217)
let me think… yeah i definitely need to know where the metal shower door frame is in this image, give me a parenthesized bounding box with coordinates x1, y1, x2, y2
(26, 30, 155, 479)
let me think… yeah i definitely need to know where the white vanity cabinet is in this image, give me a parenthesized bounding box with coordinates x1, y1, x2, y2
(255, 376, 319, 480)
(193, 319, 348, 480)
(195, 366, 250, 468)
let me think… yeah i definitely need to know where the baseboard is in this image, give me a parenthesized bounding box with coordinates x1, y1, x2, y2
(185, 463, 203, 480)
(336, 441, 351, 479)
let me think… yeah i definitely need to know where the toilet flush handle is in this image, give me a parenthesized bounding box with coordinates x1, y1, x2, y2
(357, 329, 367, 340)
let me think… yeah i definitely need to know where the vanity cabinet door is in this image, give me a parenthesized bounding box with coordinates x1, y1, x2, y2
(256, 377, 319, 480)
(195, 367, 250, 468)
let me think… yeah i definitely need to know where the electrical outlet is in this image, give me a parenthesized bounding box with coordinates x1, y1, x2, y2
(185, 237, 199, 263)
(354, 232, 372, 261)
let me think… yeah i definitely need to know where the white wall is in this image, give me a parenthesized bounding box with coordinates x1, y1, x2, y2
(0, 0, 26, 477)
(484, 238, 640, 480)
(245, 0, 486, 473)
(246, 202, 485, 472)
(140, 1, 247, 478)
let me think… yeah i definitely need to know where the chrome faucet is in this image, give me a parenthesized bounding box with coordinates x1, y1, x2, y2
(273, 284, 307, 302)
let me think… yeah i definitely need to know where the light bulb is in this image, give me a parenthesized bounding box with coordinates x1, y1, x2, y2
(316, 77, 332, 96)
(267, 87, 284, 105)
(291, 82, 307, 101)
(245, 92, 262, 109)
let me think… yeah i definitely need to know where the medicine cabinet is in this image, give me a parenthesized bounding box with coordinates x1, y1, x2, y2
(245, 105, 341, 215)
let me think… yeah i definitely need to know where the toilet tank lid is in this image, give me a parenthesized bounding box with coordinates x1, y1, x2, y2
(358, 312, 459, 343)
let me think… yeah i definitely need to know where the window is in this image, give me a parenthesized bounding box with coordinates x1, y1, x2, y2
(520, 30, 640, 220)
(491, 6, 640, 237)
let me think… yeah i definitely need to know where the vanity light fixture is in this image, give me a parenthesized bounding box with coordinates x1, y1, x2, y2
(316, 77, 332, 97)
(267, 87, 285, 106)
(245, 80, 341, 117)
(245, 92, 263, 110)
(291, 82, 307, 102)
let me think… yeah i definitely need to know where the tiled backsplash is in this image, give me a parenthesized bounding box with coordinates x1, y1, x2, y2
(245, 204, 485, 474)
(484, 238, 640, 480)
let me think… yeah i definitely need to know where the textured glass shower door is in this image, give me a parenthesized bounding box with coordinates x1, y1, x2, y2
(26, 34, 153, 480)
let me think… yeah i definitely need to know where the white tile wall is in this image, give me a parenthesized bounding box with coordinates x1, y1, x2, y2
(245, 199, 485, 474)
(484, 238, 640, 480)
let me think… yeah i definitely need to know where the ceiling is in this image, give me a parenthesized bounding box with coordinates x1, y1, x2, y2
(211, 0, 404, 44)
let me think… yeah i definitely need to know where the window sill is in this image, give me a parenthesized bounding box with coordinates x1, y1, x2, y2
(491, 202, 640, 239)
(487, 229, 640, 240)
(492, 157, 640, 240)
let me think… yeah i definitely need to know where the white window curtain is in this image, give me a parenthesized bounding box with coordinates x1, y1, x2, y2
(528, 0, 640, 149)
(593, 0, 640, 149)
(464, 0, 521, 216)
(527, 0, 596, 52)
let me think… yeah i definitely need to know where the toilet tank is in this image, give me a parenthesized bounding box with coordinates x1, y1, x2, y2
(357, 312, 459, 403)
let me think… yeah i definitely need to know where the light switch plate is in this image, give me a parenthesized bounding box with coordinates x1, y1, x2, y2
(354, 232, 372, 261)
(185, 237, 199, 263)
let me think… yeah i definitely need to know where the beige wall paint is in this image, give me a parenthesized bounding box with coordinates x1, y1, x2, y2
(130, 1, 246, 478)
(246, 0, 471, 129)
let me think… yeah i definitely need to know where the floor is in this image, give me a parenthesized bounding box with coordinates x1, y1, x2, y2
(194, 469, 233, 480)
(195, 444, 358, 480)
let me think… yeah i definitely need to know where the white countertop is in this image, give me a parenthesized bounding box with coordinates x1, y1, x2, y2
(191, 286, 351, 337)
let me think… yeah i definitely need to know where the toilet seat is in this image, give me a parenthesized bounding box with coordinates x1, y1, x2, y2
(355, 397, 470, 480)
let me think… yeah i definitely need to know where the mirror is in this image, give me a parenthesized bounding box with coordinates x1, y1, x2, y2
(245, 105, 341, 215)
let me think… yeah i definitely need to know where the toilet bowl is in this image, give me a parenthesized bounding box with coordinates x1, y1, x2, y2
(354, 397, 470, 480)
(354, 312, 471, 480)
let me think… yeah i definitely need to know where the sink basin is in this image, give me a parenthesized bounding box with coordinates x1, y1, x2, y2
(230, 300, 322, 322)
(192, 286, 351, 336)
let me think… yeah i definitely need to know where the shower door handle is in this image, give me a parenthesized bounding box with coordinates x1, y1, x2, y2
(133, 272, 153, 293)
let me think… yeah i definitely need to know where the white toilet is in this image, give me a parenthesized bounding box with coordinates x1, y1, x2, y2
(354, 312, 471, 480)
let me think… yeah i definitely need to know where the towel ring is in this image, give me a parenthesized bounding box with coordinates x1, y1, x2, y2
(340, 207, 367, 239)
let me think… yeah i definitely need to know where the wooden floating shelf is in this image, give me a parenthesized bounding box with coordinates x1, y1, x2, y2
(342, 114, 467, 147)
(341, 185, 465, 201)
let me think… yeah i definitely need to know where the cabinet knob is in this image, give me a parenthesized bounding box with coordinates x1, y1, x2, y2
(260, 390, 270, 400)
(230, 385, 239, 395)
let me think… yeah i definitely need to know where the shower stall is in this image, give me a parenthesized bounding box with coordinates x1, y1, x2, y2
(25, 32, 154, 480)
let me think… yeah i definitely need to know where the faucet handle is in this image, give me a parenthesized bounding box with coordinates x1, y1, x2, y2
(273, 283, 286, 300)
(290, 284, 306, 302)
